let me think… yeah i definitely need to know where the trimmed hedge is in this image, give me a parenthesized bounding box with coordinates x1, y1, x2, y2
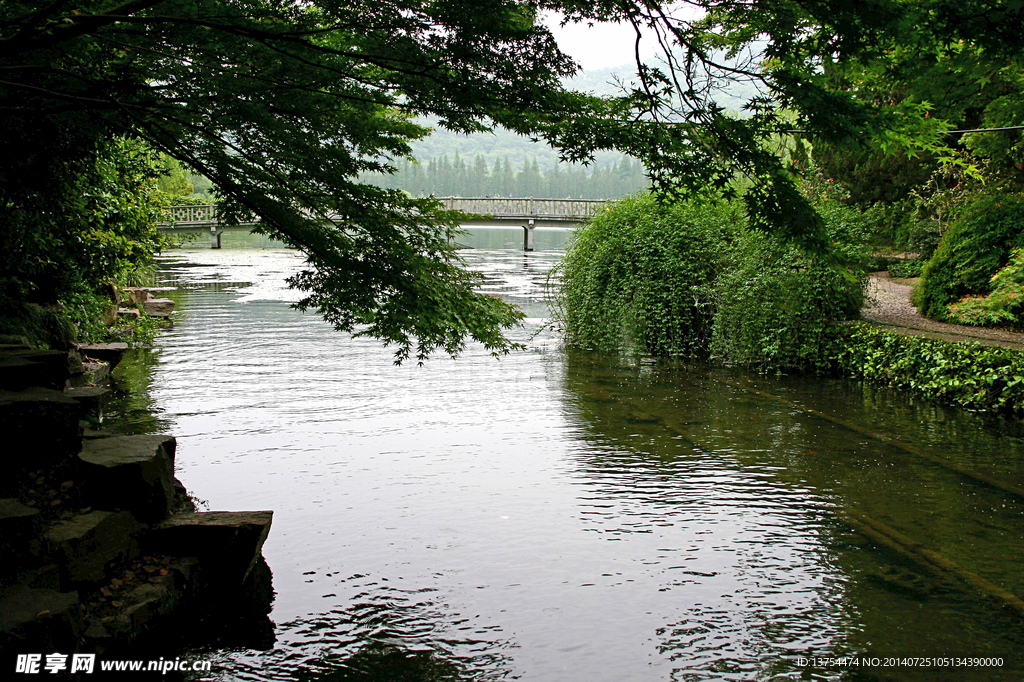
(830, 323, 1024, 412)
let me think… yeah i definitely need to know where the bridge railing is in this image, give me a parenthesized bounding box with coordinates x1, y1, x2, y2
(160, 197, 610, 227)
(164, 204, 218, 224)
(441, 197, 607, 219)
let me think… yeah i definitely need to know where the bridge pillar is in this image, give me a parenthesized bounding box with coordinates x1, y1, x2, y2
(210, 228, 223, 249)
(523, 219, 535, 252)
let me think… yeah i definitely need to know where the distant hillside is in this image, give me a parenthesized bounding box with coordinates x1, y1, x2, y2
(361, 154, 648, 200)
(406, 62, 763, 179)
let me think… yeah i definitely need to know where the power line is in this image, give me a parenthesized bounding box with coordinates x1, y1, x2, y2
(780, 125, 1024, 135)
(946, 125, 1024, 134)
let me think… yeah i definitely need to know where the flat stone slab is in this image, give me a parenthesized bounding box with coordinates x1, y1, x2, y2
(0, 499, 41, 568)
(14, 564, 61, 591)
(0, 356, 43, 391)
(77, 342, 129, 352)
(78, 435, 176, 521)
(142, 298, 174, 318)
(120, 287, 151, 305)
(0, 388, 81, 473)
(63, 386, 110, 417)
(77, 343, 128, 370)
(0, 334, 31, 348)
(4, 349, 71, 388)
(147, 511, 273, 589)
(46, 511, 139, 585)
(0, 498, 40, 538)
(82, 427, 116, 440)
(0, 497, 39, 519)
(67, 361, 109, 388)
(0, 585, 81, 656)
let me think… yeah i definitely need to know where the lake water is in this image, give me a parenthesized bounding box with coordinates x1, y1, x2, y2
(107, 227, 1024, 681)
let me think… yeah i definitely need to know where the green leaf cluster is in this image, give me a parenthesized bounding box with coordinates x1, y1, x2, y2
(887, 259, 924, 279)
(712, 198, 867, 367)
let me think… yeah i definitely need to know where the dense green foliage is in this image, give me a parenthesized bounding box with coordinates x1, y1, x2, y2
(557, 191, 867, 367)
(0, 134, 169, 346)
(0, 137, 165, 305)
(4, 0, 1021, 359)
(913, 192, 1024, 319)
(712, 200, 867, 366)
(364, 155, 647, 199)
(831, 324, 1024, 413)
(945, 248, 1024, 327)
(806, 5, 1023, 300)
(887, 259, 924, 279)
(812, 9, 1024, 206)
(155, 155, 194, 198)
(557, 194, 739, 356)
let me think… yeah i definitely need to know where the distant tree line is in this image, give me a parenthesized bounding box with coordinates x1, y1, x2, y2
(363, 154, 649, 199)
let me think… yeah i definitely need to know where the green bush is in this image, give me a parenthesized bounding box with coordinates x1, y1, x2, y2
(887, 259, 924, 279)
(831, 323, 1024, 412)
(557, 192, 867, 368)
(945, 247, 1024, 326)
(711, 199, 866, 367)
(914, 192, 1024, 319)
(557, 194, 739, 356)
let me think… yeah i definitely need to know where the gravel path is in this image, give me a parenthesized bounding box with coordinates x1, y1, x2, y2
(861, 272, 1024, 349)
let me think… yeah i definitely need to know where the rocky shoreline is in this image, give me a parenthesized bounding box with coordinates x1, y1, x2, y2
(1, 317, 275, 671)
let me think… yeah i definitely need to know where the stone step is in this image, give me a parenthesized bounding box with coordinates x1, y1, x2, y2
(76, 343, 128, 371)
(45, 511, 140, 586)
(77, 435, 176, 522)
(145, 511, 273, 592)
(0, 334, 31, 348)
(5, 349, 76, 389)
(0, 389, 82, 482)
(0, 498, 40, 541)
(0, 356, 43, 391)
(120, 287, 151, 306)
(0, 499, 41, 572)
(63, 386, 110, 418)
(0, 585, 82, 658)
(142, 299, 174, 318)
(12, 564, 61, 591)
(66, 361, 109, 389)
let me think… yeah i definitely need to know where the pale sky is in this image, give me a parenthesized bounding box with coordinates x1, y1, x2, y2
(541, 13, 661, 72)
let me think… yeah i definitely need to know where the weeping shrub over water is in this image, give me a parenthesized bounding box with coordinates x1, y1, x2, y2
(712, 200, 867, 366)
(556, 194, 740, 356)
(556, 193, 867, 367)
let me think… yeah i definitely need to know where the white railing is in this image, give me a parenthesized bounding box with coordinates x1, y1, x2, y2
(159, 197, 609, 227)
(441, 197, 607, 219)
(164, 204, 218, 224)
